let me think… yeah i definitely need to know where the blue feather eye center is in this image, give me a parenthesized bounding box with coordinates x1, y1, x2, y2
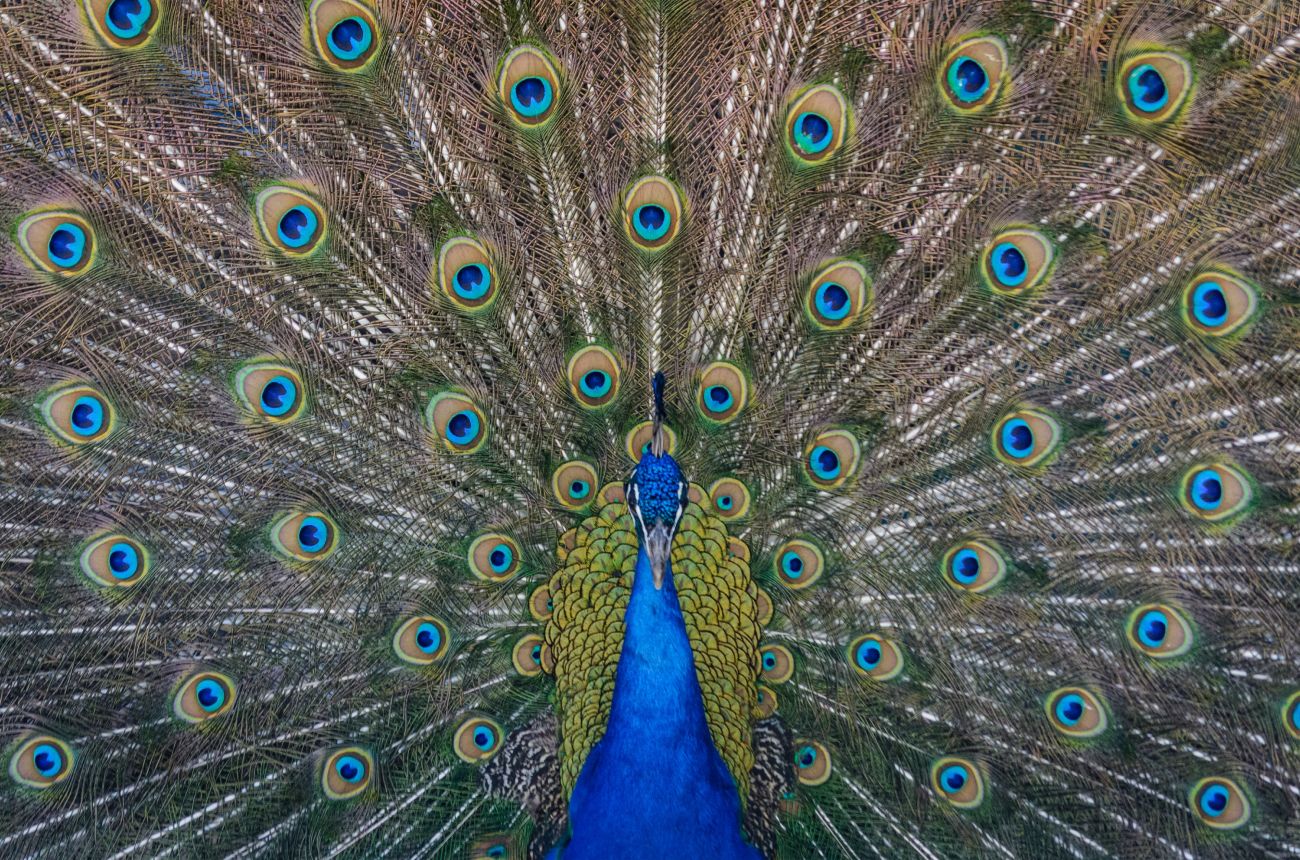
(32, 744, 63, 776)
(796, 745, 817, 768)
(106, 0, 151, 38)
(1000, 418, 1034, 458)
(580, 370, 611, 397)
(195, 679, 225, 711)
(511, 76, 553, 117)
(277, 205, 319, 248)
(948, 56, 989, 102)
(814, 281, 851, 320)
(48, 223, 87, 266)
(473, 727, 496, 750)
(762, 650, 777, 670)
(780, 551, 804, 579)
(415, 622, 442, 653)
(940, 764, 968, 792)
(1129, 64, 1168, 112)
(298, 516, 329, 553)
(1190, 469, 1223, 510)
(487, 847, 506, 859)
(793, 111, 833, 154)
(1199, 784, 1229, 817)
(453, 263, 491, 300)
(71, 395, 106, 436)
(531, 644, 542, 662)
(328, 17, 373, 61)
(717, 495, 733, 510)
(1192, 282, 1228, 326)
(107, 542, 139, 579)
(992, 242, 1028, 287)
(1138, 610, 1168, 647)
(259, 375, 297, 416)
(855, 639, 882, 670)
(335, 754, 365, 783)
(633, 204, 670, 241)
(950, 548, 980, 584)
(488, 544, 513, 573)
(704, 385, 734, 412)
(1055, 693, 1086, 726)
(809, 445, 841, 479)
(446, 410, 481, 444)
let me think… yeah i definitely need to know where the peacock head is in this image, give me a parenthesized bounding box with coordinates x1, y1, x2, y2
(626, 372, 689, 590)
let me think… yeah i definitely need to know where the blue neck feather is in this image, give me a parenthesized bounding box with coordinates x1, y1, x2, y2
(551, 545, 760, 859)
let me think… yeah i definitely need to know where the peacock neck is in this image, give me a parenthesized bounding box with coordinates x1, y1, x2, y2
(554, 544, 760, 859)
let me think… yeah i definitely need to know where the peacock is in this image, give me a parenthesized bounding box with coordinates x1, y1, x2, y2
(2, 0, 1299, 856)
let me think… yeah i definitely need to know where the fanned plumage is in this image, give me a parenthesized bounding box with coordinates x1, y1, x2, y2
(2, 0, 1299, 857)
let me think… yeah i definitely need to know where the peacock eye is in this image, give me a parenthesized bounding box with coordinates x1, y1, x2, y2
(551, 460, 599, 509)
(784, 84, 849, 164)
(567, 346, 621, 409)
(981, 229, 1054, 295)
(85, 0, 161, 49)
(695, 361, 748, 424)
(17, 210, 97, 276)
(1189, 777, 1250, 830)
(708, 477, 751, 521)
(79, 533, 149, 588)
(625, 420, 678, 462)
(40, 384, 116, 445)
(512, 634, 546, 677)
(1045, 687, 1108, 738)
(471, 834, 519, 860)
(940, 36, 1008, 111)
(623, 176, 685, 251)
(992, 407, 1061, 467)
(469, 533, 522, 582)
(426, 392, 489, 454)
(803, 429, 861, 490)
(9, 735, 74, 788)
(941, 540, 1007, 593)
(793, 739, 831, 785)
(529, 584, 553, 621)
(758, 644, 794, 684)
(392, 616, 449, 664)
(255, 186, 327, 256)
(1179, 463, 1252, 523)
(271, 511, 340, 562)
(1282, 691, 1300, 740)
(309, 0, 381, 72)
(848, 634, 903, 681)
(931, 757, 985, 808)
(1126, 603, 1193, 658)
(235, 362, 306, 423)
(805, 259, 872, 330)
(321, 747, 373, 799)
(498, 46, 561, 128)
(772, 538, 824, 590)
(436, 236, 501, 312)
(454, 717, 504, 763)
(1181, 269, 1258, 337)
(1118, 51, 1192, 124)
(174, 671, 236, 723)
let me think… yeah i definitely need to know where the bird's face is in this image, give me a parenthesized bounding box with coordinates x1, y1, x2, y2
(625, 451, 688, 589)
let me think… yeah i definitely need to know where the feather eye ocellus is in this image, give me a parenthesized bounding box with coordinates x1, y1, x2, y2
(552, 461, 598, 510)
(753, 586, 773, 625)
(1118, 51, 1192, 124)
(468, 533, 522, 582)
(759, 644, 794, 684)
(993, 408, 1060, 467)
(173, 671, 236, 723)
(79, 533, 149, 588)
(84, 0, 161, 49)
(454, 717, 504, 763)
(805, 259, 871, 330)
(755, 686, 778, 718)
(803, 429, 860, 490)
(931, 757, 984, 808)
(941, 540, 1007, 593)
(512, 634, 546, 677)
(848, 634, 903, 681)
(981, 229, 1054, 295)
(40, 383, 117, 446)
(16, 210, 97, 276)
(8, 735, 74, 789)
(321, 747, 372, 799)
(1180, 463, 1252, 524)
(255, 186, 327, 257)
(529, 584, 553, 621)
(497, 45, 561, 129)
(708, 478, 751, 521)
(1181, 268, 1258, 338)
(309, 0, 381, 72)
(626, 421, 677, 462)
(696, 362, 748, 424)
(793, 740, 831, 786)
(426, 392, 488, 454)
(271, 511, 339, 562)
(940, 36, 1008, 111)
(437, 236, 500, 312)
(623, 176, 684, 251)
(1126, 603, 1192, 659)
(392, 616, 449, 665)
(1282, 691, 1300, 740)
(471, 834, 520, 860)
(773, 538, 823, 590)
(234, 361, 306, 423)
(784, 84, 850, 165)
(1189, 777, 1250, 830)
(1045, 687, 1108, 739)
(567, 346, 621, 409)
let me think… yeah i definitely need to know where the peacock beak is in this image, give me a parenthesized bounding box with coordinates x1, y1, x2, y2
(644, 524, 673, 590)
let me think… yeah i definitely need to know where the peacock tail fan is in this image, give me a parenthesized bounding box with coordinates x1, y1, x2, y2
(1, 0, 1298, 858)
